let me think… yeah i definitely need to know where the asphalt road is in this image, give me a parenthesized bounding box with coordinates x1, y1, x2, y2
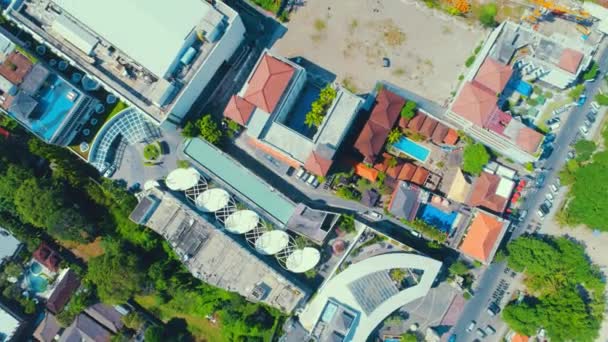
(450, 39, 608, 341)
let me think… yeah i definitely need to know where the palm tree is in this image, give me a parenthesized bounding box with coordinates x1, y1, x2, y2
(387, 128, 402, 144)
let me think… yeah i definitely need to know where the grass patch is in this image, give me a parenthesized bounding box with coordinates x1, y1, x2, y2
(15, 46, 38, 63)
(136, 295, 227, 342)
(106, 100, 128, 122)
(249, 0, 281, 14)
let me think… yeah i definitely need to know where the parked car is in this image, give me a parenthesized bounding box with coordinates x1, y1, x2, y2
(540, 203, 551, 214)
(476, 328, 487, 338)
(584, 119, 592, 128)
(466, 321, 476, 332)
(410, 230, 422, 238)
(518, 209, 528, 221)
(537, 208, 547, 219)
(484, 325, 496, 335)
(364, 211, 383, 221)
(591, 101, 600, 111)
(545, 192, 554, 201)
(487, 303, 500, 316)
(306, 174, 316, 185)
(543, 199, 553, 209)
(567, 150, 575, 160)
(580, 125, 589, 136)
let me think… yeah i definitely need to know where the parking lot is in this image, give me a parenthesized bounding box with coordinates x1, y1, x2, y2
(274, 0, 484, 103)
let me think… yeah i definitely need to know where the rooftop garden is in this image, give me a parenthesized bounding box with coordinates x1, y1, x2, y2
(304, 84, 337, 128)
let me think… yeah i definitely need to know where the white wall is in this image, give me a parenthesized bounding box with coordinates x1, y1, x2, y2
(170, 14, 245, 121)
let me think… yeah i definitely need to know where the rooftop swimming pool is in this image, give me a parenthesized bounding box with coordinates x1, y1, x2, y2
(392, 137, 431, 162)
(418, 204, 457, 233)
(29, 76, 80, 141)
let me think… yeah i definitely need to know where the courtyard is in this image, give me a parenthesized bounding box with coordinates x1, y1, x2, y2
(274, 0, 484, 104)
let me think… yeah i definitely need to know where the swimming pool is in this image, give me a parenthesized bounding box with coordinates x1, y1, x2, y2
(392, 137, 431, 162)
(30, 76, 80, 141)
(418, 204, 457, 232)
(24, 262, 48, 294)
(514, 80, 532, 97)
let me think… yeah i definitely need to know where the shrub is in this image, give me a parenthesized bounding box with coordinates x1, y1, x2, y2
(465, 55, 476, 67)
(462, 143, 490, 175)
(305, 85, 337, 128)
(400, 101, 417, 119)
(478, 3, 498, 27)
(594, 93, 608, 106)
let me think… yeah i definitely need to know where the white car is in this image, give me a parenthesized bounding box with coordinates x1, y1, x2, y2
(364, 211, 383, 221)
(591, 101, 600, 111)
(545, 193, 554, 201)
(466, 321, 476, 332)
(580, 125, 589, 135)
(537, 209, 546, 220)
(103, 165, 116, 178)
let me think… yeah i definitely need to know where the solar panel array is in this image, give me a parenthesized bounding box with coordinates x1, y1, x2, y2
(347, 270, 399, 315)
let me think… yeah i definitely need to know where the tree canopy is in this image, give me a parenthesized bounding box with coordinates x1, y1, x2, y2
(400, 101, 417, 120)
(462, 142, 490, 175)
(87, 246, 145, 304)
(197, 115, 223, 145)
(478, 3, 497, 27)
(574, 140, 596, 162)
(502, 236, 604, 342)
(305, 84, 337, 128)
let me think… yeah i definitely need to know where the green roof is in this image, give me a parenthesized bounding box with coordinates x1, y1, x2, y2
(184, 138, 296, 226)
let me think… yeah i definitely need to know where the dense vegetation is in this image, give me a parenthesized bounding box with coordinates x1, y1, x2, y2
(502, 236, 605, 342)
(462, 142, 490, 175)
(181, 114, 223, 145)
(305, 84, 337, 128)
(0, 129, 284, 340)
(558, 127, 608, 230)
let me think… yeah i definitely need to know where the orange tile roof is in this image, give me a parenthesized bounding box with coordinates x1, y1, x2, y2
(386, 162, 404, 180)
(510, 333, 529, 342)
(304, 150, 333, 176)
(398, 163, 417, 181)
(369, 88, 406, 129)
(411, 167, 429, 185)
(516, 126, 544, 153)
(0, 51, 33, 85)
(443, 129, 459, 145)
(460, 211, 505, 262)
(355, 163, 378, 182)
(223, 95, 255, 125)
(244, 53, 295, 113)
(558, 48, 584, 74)
(398, 116, 410, 129)
(419, 116, 438, 138)
(474, 58, 513, 94)
(354, 120, 390, 163)
(373, 153, 392, 172)
(246, 137, 300, 168)
(451, 82, 498, 127)
(467, 172, 509, 214)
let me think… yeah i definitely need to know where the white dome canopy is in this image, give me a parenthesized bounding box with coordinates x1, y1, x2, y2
(286, 247, 321, 273)
(195, 188, 230, 212)
(165, 167, 200, 191)
(225, 210, 260, 234)
(255, 230, 289, 255)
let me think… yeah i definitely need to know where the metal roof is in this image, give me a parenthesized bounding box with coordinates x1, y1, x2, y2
(184, 138, 296, 226)
(53, 0, 223, 77)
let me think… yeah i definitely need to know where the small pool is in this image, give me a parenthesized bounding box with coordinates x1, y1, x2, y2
(321, 302, 338, 322)
(392, 137, 431, 162)
(30, 76, 80, 141)
(25, 273, 48, 294)
(30, 261, 42, 275)
(418, 204, 457, 232)
(514, 80, 532, 97)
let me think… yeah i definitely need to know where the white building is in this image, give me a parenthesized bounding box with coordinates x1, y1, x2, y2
(0, 302, 22, 341)
(5, 0, 246, 123)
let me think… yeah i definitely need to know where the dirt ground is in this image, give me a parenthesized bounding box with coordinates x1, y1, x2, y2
(275, 0, 485, 104)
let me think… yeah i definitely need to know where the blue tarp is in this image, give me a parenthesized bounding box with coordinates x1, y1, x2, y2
(515, 80, 533, 97)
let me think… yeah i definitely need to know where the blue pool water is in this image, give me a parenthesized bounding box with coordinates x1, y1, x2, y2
(30, 76, 79, 141)
(393, 137, 431, 162)
(321, 302, 338, 322)
(283, 83, 321, 138)
(27, 274, 48, 293)
(514, 80, 532, 97)
(418, 204, 457, 232)
(30, 261, 42, 275)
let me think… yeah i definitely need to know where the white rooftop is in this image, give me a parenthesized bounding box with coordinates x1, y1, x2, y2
(0, 229, 20, 263)
(52, 0, 223, 77)
(496, 177, 515, 198)
(0, 305, 20, 340)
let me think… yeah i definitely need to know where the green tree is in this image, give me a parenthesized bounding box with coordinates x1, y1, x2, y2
(123, 312, 145, 331)
(568, 84, 585, 101)
(400, 101, 417, 120)
(181, 121, 198, 138)
(583, 61, 599, 81)
(390, 268, 407, 282)
(595, 93, 608, 106)
(400, 332, 418, 342)
(462, 143, 490, 175)
(574, 140, 596, 162)
(196, 115, 222, 145)
(448, 260, 469, 276)
(87, 248, 144, 304)
(339, 214, 356, 233)
(336, 187, 361, 201)
(387, 128, 402, 144)
(144, 326, 164, 342)
(478, 3, 498, 27)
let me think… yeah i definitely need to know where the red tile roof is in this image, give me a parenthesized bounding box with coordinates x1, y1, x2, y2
(443, 129, 459, 145)
(32, 242, 61, 273)
(558, 48, 584, 74)
(451, 82, 498, 127)
(398, 116, 410, 129)
(354, 120, 390, 163)
(431, 123, 449, 144)
(411, 167, 429, 185)
(304, 150, 333, 176)
(419, 116, 438, 138)
(467, 172, 508, 213)
(243, 53, 295, 113)
(398, 163, 417, 181)
(386, 162, 404, 180)
(355, 163, 378, 181)
(369, 88, 406, 129)
(0, 52, 33, 85)
(460, 211, 504, 262)
(373, 153, 392, 172)
(407, 112, 427, 132)
(474, 58, 513, 94)
(485, 109, 512, 135)
(516, 126, 544, 153)
(223, 95, 256, 126)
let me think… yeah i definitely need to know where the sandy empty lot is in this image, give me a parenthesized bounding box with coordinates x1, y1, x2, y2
(274, 0, 485, 104)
